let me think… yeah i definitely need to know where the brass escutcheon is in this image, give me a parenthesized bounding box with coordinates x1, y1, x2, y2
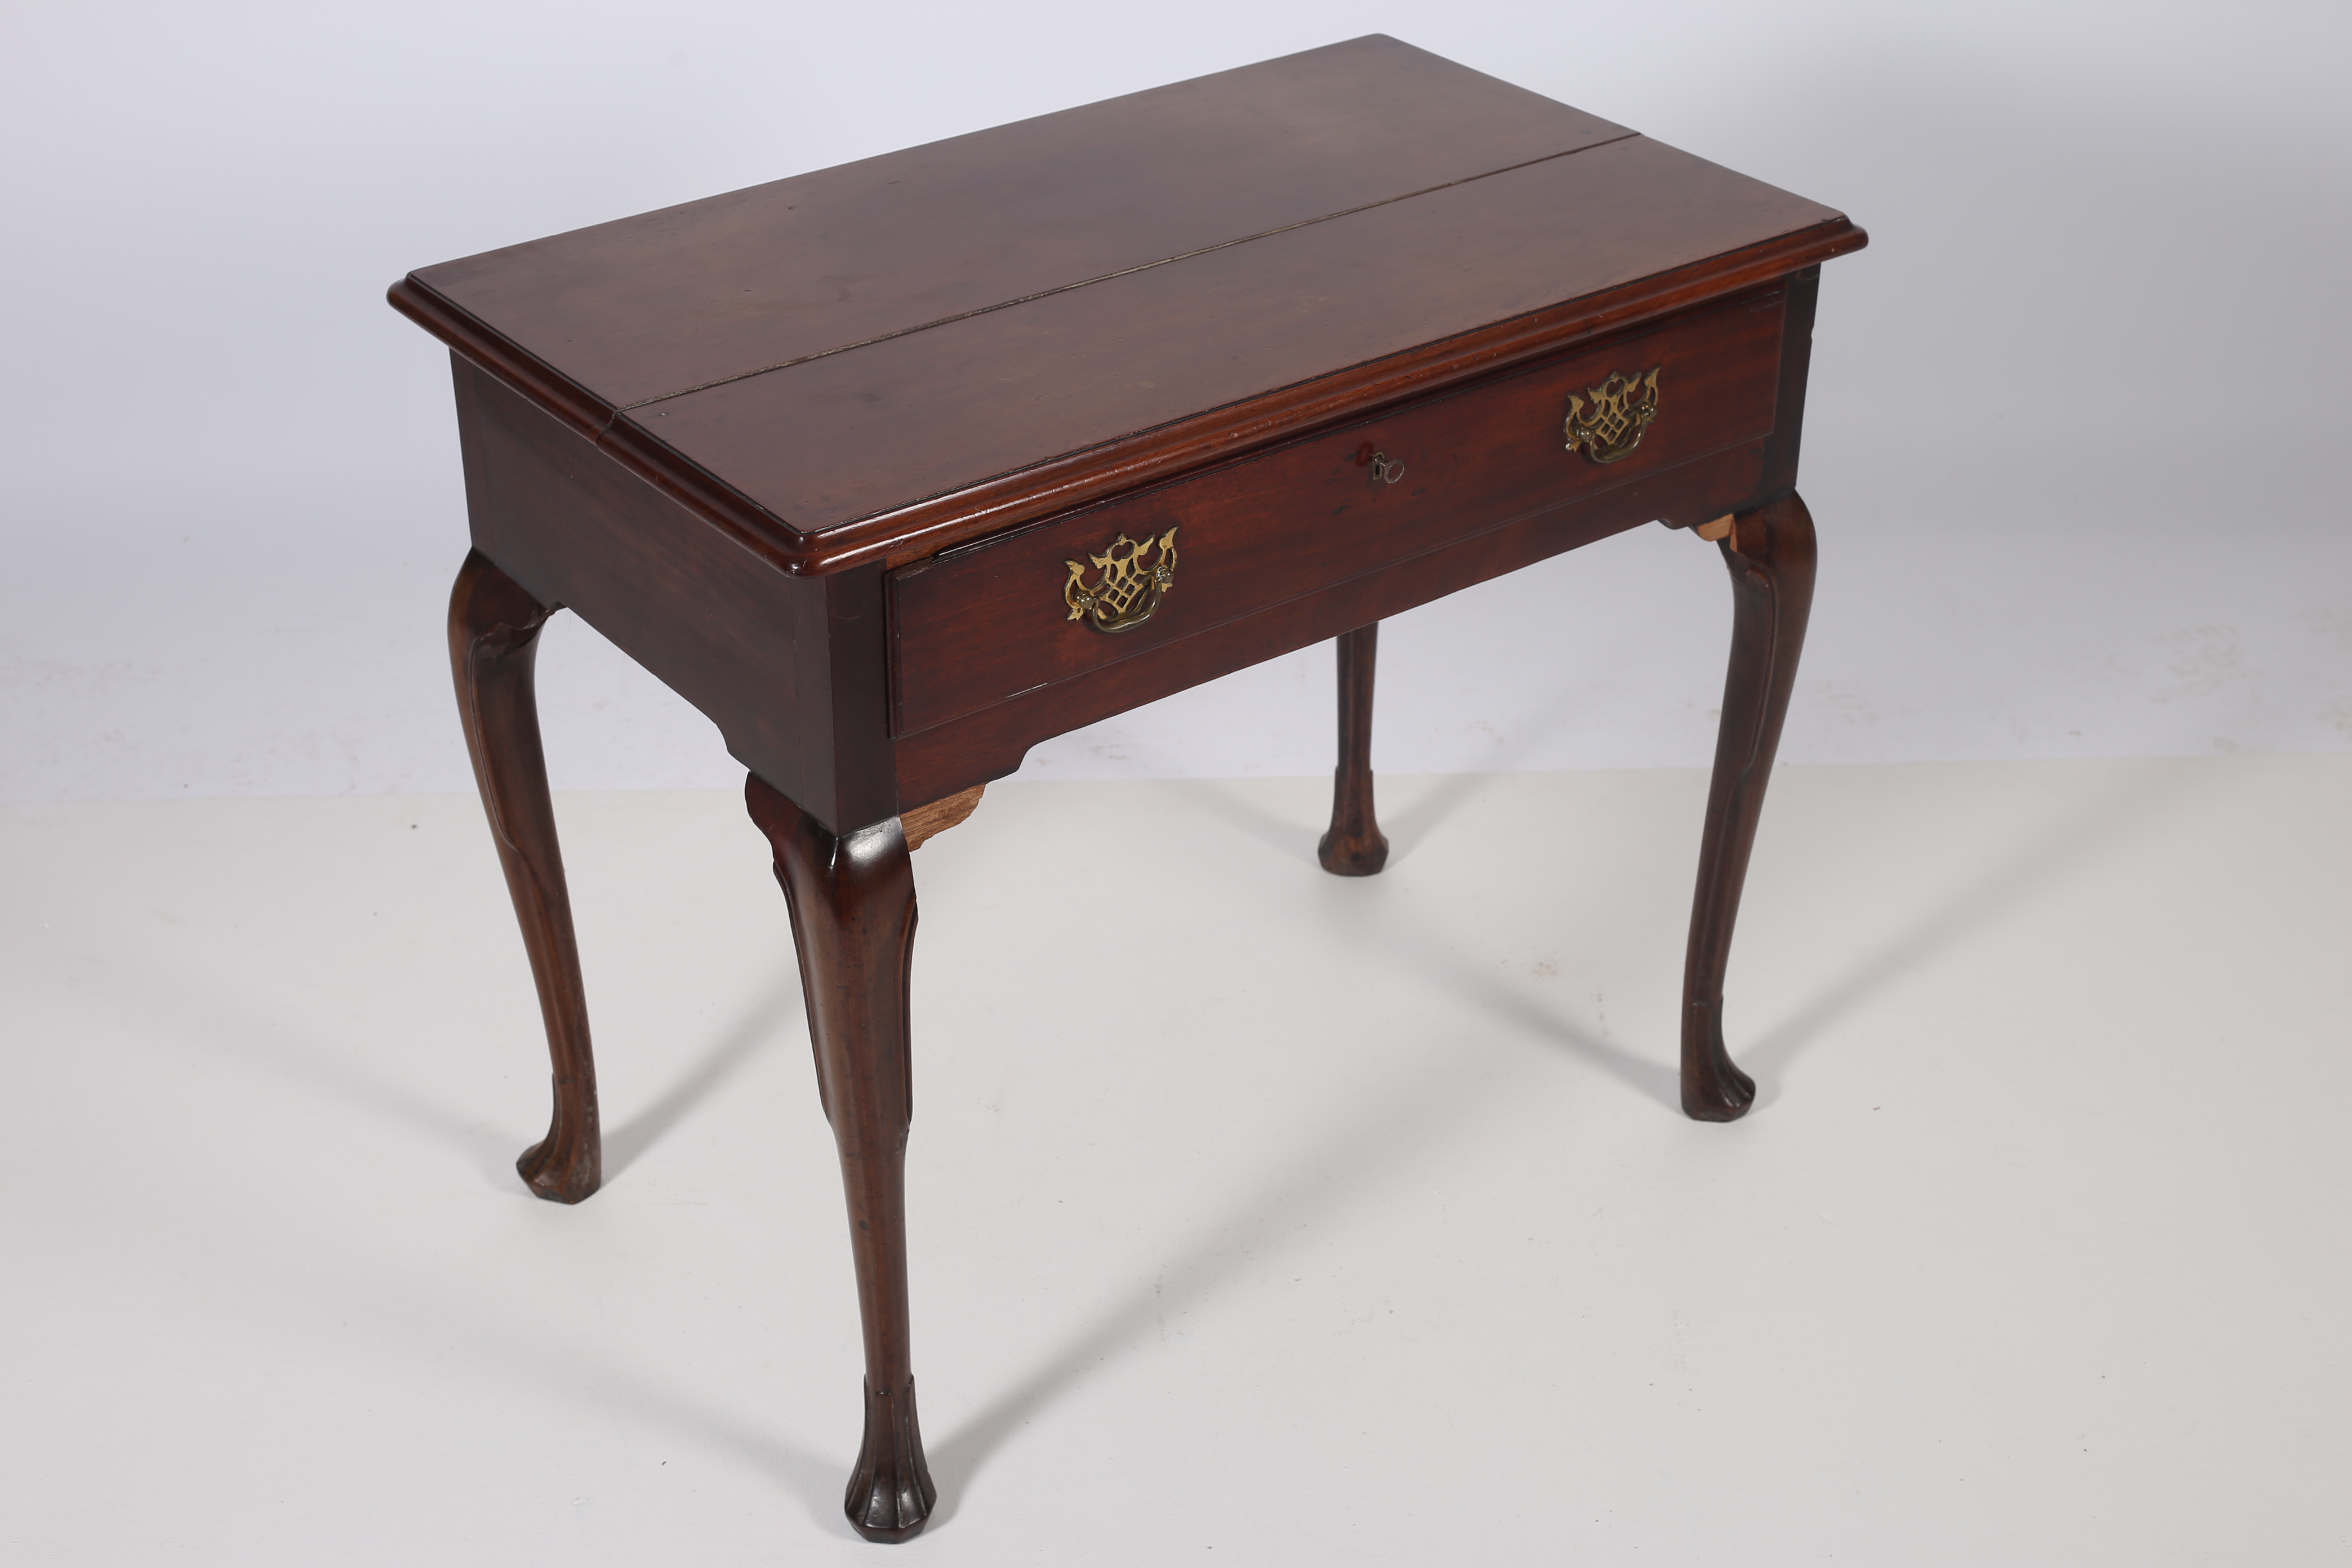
(1353, 442, 1406, 485)
(1563, 367, 1661, 464)
(1064, 527, 1178, 633)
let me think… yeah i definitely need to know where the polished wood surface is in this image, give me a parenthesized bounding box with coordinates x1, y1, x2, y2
(744, 776, 935, 1542)
(447, 551, 601, 1202)
(395, 35, 1865, 1543)
(408, 37, 1627, 412)
(627, 137, 1842, 550)
(887, 288, 1786, 737)
(1318, 624, 1389, 876)
(1681, 494, 1817, 1120)
(450, 352, 899, 833)
(389, 37, 1859, 575)
(890, 442, 1768, 810)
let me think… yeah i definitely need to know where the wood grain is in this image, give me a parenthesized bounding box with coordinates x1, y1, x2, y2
(400, 37, 1869, 1540)
(390, 46, 1861, 579)
(887, 288, 1786, 736)
(627, 137, 1846, 549)
(451, 356, 897, 834)
(447, 549, 602, 1203)
(1317, 625, 1389, 876)
(1681, 494, 1817, 1121)
(745, 777, 936, 1541)
(899, 785, 983, 851)
(408, 37, 1625, 410)
(890, 441, 1769, 807)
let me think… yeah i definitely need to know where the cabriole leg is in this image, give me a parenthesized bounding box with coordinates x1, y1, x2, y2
(745, 776, 936, 1544)
(1681, 496, 1817, 1121)
(448, 549, 602, 1202)
(1317, 622, 1390, 876)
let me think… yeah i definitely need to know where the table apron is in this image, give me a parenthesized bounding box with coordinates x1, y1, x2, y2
(888, 439, 1769, 810)
(886, 288, 1788, 741)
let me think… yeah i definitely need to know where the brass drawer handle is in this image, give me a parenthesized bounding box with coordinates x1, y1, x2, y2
(1563, 366, 1661, 464)
(1064, 527, 1177, 633)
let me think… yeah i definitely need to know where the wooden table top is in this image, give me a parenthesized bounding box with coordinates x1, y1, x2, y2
(391, 36, 1862, 575)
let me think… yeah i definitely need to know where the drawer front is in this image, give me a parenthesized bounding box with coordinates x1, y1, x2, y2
(888, 289, 1786, 736)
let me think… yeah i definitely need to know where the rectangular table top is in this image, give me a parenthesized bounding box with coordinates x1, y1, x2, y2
(392, 36, 1862, 574)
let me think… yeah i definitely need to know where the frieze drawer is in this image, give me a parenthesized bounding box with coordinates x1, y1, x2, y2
(888, 288, 1788, 738)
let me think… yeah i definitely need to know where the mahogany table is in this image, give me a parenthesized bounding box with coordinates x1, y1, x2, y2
(389, 35, 1865, 1542)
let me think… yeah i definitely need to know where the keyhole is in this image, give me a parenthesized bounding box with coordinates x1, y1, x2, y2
(1352, 441, 1406, 486)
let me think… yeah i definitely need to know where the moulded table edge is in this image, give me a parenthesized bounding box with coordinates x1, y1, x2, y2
(389, 218, 1865, 579)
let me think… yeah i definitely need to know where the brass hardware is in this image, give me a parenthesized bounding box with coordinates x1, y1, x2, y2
(1694, 514, 1735, 542)
(1351, 442, 1406, 485)
(1563, 367, 1661, 464)
(1064, 527, 1177, 633)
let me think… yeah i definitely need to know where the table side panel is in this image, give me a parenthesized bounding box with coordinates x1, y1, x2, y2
(451, 356, 865, 822)
(1759, 265, 1820, 496)
(413, 36, 1628, 409)
(890, 443, 1767, 807)
(888, 289, 1786, 738)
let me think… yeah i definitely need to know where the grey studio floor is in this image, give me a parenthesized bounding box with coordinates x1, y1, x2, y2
(6, 756, 2351, 1565)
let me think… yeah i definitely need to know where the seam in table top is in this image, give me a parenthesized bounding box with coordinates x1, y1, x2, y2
(598, 131, 1643, 433)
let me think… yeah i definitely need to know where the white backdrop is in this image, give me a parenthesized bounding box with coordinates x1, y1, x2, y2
(3, 0, 2346, 802)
